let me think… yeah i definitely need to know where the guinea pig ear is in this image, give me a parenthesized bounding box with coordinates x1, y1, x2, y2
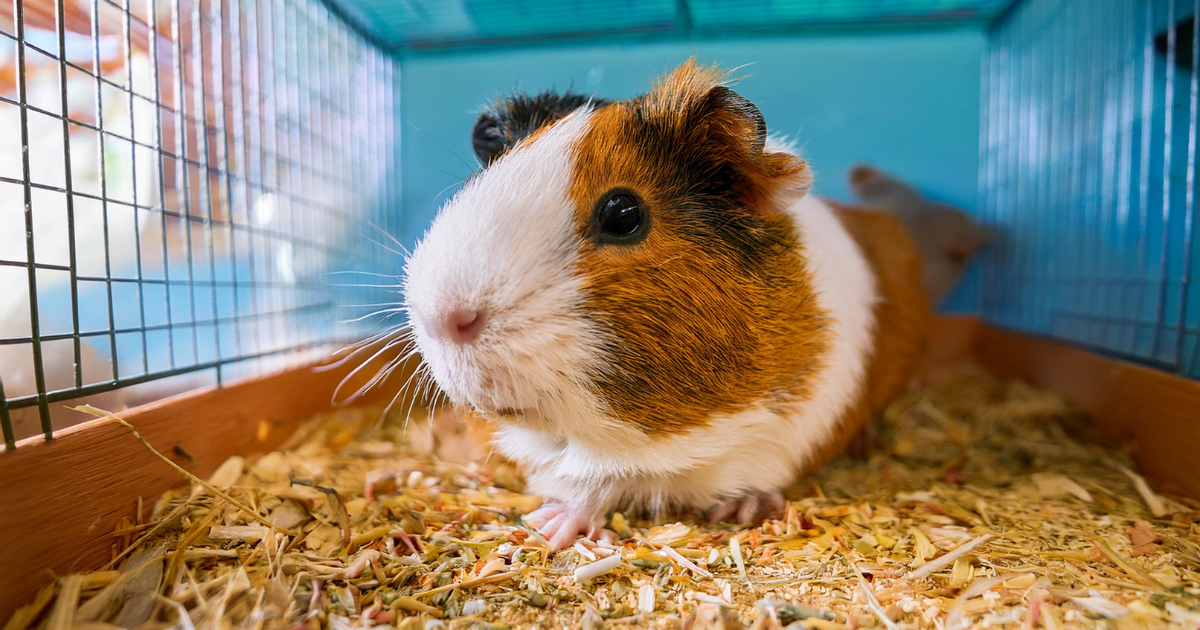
(697, 85, 768, 158)
(847, 163, 921, 204)
(471, 111, 508, 166)
(698, 86, 813, 212)
(647, 60, 811, 212)
(472, 90, 605, 165)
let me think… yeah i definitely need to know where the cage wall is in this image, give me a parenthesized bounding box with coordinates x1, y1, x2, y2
(980, 0, 1200, 377)
(0, 0, 402, 447)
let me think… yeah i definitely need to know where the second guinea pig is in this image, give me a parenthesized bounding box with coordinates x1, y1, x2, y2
(403, 60, 938, 549)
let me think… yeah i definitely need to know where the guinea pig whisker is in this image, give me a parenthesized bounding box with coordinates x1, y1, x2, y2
(406, 120, 480, 171)
(378, 356, 428, 426)
(314, 329, 398, 372)
(340, 307, 405, 321)
(337, 302, 404, 308)
(381, 360, 421, 396)
(339, 309, 405, 325)
(433, 179, 467, 203)
(339, 358, 397, 406)
(379, 384, 409, 427)
(387, 370, 424, 430)
(330, 282, 405, 289)
(331, 345, 412, 408)
(387, 356, 424, 397)
(402, 378, 425, 431)
(362, 234, 409, 259)
(366, 222, 413, 257)
(412, 366, 441, 427)
(423, 372, 445, 410)
(341, 347, 418, 406)
(327, 326, 409, 365)
(424, 389, 449, 430)
(431, 388, 449, 411)
(331, 336, 412, 404)
(376, 345, 422, 386)
(325, 270, 400, 278)
(406, 368, 437, 431)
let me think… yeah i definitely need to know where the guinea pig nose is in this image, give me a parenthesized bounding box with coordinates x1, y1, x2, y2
(444, 308, 486, 345)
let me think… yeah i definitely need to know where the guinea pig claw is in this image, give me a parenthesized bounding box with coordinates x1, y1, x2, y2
(522, 503, 561, 529)
(708, 490, 786, 525)
(706, 502, 738, 524)
(525, 502, 610, 551)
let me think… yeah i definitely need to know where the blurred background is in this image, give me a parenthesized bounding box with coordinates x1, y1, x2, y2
(2, 0, 1198, 445)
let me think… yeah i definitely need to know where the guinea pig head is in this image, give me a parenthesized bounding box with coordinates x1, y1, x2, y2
(404, 60, 830, 441)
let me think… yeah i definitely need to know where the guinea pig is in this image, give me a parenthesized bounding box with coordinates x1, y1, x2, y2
(403, 60, 936, 550)
(848, 164, 993, 307)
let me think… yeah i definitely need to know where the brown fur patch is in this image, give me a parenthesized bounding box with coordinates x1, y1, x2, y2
(567, 62, 829, 435)
(628, 61, 812, 213)
(802, 203, 933, 474)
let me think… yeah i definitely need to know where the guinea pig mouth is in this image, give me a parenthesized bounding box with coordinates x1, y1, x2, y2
(438, 367, 542, 425)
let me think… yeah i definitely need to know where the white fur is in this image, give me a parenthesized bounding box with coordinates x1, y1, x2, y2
(406, 112, 879, 517)
(405, 109, 598, 423)
(764, 133, 798, 155)
(405, 108, 636, 449)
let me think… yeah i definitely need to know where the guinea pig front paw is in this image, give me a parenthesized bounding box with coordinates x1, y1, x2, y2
(524, 502, 614, 551)
(706, 490, 787, 525)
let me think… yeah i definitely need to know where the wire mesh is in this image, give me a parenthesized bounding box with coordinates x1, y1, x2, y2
(0, 0, 401, 448)
(686, 0, 1011, 29)
(980, 0, 1200, 378)
(334, 0, 1018, 51)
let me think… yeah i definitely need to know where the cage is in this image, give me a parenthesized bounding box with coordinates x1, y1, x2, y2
(1, 0, 1199, 626)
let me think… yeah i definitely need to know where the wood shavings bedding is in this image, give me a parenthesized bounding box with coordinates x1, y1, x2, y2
(6, 368, 1199, 629)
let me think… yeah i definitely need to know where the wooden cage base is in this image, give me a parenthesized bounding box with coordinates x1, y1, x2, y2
(926, 316, 1200, 500)
(1, 316, 1197, 615)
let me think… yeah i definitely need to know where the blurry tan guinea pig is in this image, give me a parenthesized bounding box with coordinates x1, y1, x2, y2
(403, 60, 969, 549)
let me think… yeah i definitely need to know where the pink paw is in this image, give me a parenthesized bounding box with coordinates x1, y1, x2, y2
(524, 502, 615, 550)
(707, 489, 786, 525)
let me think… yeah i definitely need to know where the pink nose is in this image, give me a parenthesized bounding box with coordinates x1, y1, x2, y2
(443, 308, 486, 345)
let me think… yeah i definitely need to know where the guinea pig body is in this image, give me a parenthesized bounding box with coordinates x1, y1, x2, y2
(848, 164, 993, 307)
(403, 61, 932, 549)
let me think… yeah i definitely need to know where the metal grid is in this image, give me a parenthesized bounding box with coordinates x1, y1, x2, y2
(980, 0, 1200, 377)
(687, 0, 1010, 29)
(354, 0, 680, 50)
(327, 0, 1018, 51)
(0, 0, 401, 448)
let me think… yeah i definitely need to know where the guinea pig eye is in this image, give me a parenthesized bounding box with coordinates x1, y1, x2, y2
(593, 191, 647, 244)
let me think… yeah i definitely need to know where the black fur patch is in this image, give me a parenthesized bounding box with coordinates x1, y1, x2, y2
(472, 91, 607, 165)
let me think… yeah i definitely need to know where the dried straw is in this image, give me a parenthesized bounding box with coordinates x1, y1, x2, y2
(3, 367, 1197, 629)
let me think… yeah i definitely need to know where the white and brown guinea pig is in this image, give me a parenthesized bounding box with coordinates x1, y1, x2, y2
(848, 164, 993, 307)
(403, 60, 938, 549)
